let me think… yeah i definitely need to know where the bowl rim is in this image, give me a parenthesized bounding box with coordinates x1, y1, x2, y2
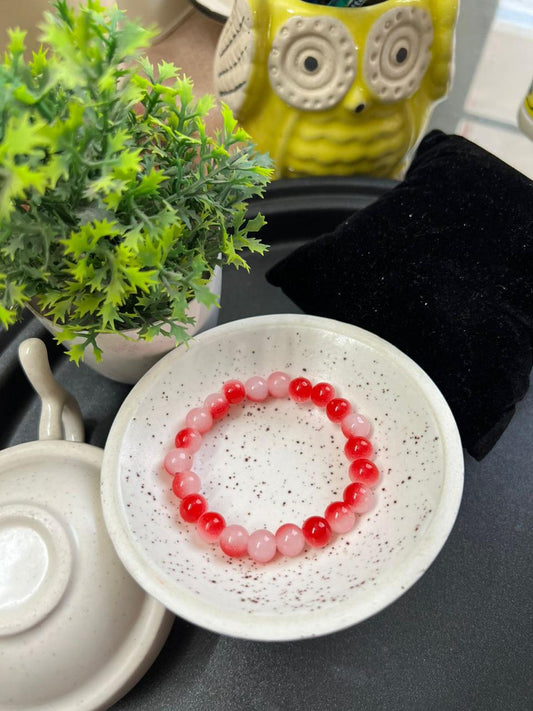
(100, 314, 464, 641)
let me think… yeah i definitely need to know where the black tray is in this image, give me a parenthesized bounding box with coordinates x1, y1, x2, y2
(1, 177, 531, 711)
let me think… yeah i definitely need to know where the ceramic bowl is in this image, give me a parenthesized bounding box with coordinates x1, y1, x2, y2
(101, 314, 464, 641)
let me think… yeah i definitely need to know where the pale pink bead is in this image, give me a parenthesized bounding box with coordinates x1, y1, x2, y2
(164, 448, 193, 475)
(245, 376, 269, 402)
(275, 523, 305, 557)
(204, 392, 229, 419)
(325, 501, 356, 533)
(185, 407, 213, 434)
(172, 471, 201, 498)
(341, 412, 372, 439)
(219, 525, 249, 557)
(267, 371, 291, 398)
(248, 529, 277, 564)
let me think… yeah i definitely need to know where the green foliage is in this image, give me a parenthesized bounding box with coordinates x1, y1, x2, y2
(0, 0, 272, 362)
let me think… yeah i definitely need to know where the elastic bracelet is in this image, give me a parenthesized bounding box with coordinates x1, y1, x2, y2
(163, 373, 379, 564)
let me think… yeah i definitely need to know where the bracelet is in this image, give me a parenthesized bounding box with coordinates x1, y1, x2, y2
(163, 373, 379, 564)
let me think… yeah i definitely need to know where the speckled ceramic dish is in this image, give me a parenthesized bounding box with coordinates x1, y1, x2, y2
(101, 314, 463, 641)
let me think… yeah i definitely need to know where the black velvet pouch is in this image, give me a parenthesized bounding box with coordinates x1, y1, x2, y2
(267, 131, 533, 459)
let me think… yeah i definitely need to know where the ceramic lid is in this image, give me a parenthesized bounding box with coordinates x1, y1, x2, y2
(0, 340, 173, 710)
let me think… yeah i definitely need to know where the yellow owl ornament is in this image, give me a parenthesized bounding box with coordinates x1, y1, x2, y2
(214, 0, 458, 178)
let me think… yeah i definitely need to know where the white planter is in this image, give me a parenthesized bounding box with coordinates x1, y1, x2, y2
(31, 266, 222, 384)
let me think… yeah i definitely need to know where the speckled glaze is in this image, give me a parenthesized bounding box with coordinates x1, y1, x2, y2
(101, 314, 464, 641)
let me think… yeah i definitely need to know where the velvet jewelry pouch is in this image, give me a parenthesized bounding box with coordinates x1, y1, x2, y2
(267, 131, 533, 459)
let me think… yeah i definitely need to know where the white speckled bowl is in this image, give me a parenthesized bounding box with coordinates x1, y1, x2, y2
(101, 314, 464, 641)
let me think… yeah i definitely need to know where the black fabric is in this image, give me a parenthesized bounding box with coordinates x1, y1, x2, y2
(267, 131, 533, 459)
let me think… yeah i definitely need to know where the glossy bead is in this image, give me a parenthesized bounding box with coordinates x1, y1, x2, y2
(288, 377, 312, 403)
(245, 376, 269, 402)
(219, 524, 249, 557)
(343, 482, 375, 514)
(179, 493, 207, 523)
(171, 471, 201, 499)
(302, 516, 332, 548)
(204, 392, 230, 420)
(174, 427, 202, 453)
(311, 382, 335, 407)
(326, 398, 352, 423)
(275, 523, 305, 557)
(248, 530, 277, 563)
(349, 459, 380, 487)
(267, 371, 291, 398)
(341, 412, 371, 439)
(197, 511, 226, 543)
(325, 501, 356, 533)
(185, 407, 213, 434)
(344, 436, 373, 461)
(222, 379, 246, 404)
(164, 447, 193, 475)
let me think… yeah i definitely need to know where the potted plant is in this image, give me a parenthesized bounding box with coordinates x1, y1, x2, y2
(0, 0, 273, 382)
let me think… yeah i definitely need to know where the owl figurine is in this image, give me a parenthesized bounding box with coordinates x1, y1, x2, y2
(214, 0, 458, 177)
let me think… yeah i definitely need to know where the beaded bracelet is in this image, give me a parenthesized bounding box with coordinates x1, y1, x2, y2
(163, 373, 379, 564)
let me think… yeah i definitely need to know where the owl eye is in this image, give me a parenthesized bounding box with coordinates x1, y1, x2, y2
(268, 16, 357, 111)
(364, 6, 434, 102)
(213, 0, 255, 115)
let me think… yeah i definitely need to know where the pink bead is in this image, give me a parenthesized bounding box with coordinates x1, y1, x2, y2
(248, 530, 277, 564)
(171, 470, 201, 499)
(343, 482, 376, 514)
(174, 427, 202, 453)
(219, 524, 249, 557)
(204, 393, 229, 419)
(185, 407, 213, 434)
(341, 412, 371, 439)
(325, 501, 356, 533)
(275, 523, 305, 557)
(245, 376, 269, 402)
(267, 371, 291, 398)
(197, 511, 226, 543)
(163, 447, 193, 475)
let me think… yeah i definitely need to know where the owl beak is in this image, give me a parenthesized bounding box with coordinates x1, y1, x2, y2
(342, 85, 372, 115)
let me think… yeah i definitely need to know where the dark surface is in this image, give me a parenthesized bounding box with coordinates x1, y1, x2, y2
(1, 176, 532, 711)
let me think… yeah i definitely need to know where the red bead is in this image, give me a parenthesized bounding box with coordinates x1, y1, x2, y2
(179, 494, 207, 523)
(288, 377, 312, 403)
(324, 501, 356, 534)
(302, 516, 332, 548)
(204, 392, 230, 419)
(343, 482, 375, 514)
(222, 380, 246, 404)
(348, 458, 380, 486)
(311, 382, 335, 407)
(174, 427, 202, 453)
(197, 511, 226, 543)
(326, 398, 352, 423)
(344, 436, 373, 461)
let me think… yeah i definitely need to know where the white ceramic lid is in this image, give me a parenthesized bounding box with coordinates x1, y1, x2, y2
(0, 340, 173, 710)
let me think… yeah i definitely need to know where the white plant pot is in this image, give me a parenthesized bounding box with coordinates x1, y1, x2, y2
(30, 266, 222, 385)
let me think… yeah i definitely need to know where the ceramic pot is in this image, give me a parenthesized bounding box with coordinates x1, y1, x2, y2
(0, 339, 174, 710)
(30, 266, 222, 384)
